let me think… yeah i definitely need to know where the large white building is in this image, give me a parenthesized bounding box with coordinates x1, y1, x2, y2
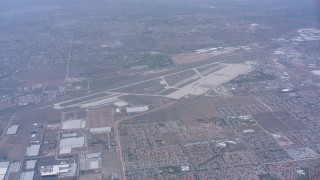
(62, 119, 85, 130)
(20, 171, 35, 180)
(6, 125, 19, 135)
(0, 161, 10, 180)
(89, 127, 111, 134)
(25, 145, 41, 157)
(126, 106, 149, 114)
(59, 137, 85, 154)
(40, 164, 70, 177)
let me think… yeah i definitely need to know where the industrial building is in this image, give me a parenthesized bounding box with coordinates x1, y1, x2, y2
(61, 132, 77, 138)
(40, 164, 70, 177)
(25, 160, 37, 170)
(0, 161, 10, 180)
(62, 119, 85, 130)
(59, 137, 85, 154)
(89, 127, 111, 134)
(126, 106, 149, 114)
(20, 171, 35, 180)
(25, 144, 41, 157)
(6, 125, 19, 135)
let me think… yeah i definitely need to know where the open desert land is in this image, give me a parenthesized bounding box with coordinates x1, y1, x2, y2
(119, 98, 220, 129)
(86, 107, 114, 128)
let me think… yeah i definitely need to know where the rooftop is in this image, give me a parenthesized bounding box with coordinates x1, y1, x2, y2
(20, 171, 35, 180)
(25, 160, 37, 170)
(126, 106, 149, 114)
(89, 127, 111, 134)
(40, 164, 72, 177)
(61, 132, 77, 138)
(62, 119, 85, 130)
(59, 137, 85, 154)
(6, 125, 19, 135)
(0, 161, 10, 180)
(25, 144, 41, 157)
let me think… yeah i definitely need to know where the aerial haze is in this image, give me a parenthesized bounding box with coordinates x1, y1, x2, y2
(0, 0, 320, 179)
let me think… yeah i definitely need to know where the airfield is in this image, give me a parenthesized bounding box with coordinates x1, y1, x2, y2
(1, 0, 320, 179)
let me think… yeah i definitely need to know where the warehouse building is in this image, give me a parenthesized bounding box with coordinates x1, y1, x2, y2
(0, 161, 10, 180)
(20, 171, 35, 180)
(89, 127, 111, 134)
(40, 164, 70, 177)
(25, 145, 41, 157)
(59, 137, 85, 154)
(6, 125, 19, 135)
(62, 119, 85, 130)
(126, 106, 149, 114)
(25, 160, 37, 170)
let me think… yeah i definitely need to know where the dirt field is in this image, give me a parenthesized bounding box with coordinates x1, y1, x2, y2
(121, 99, 220, 129)
(87, 107, 114, 128)
(79, 174, 102, 180)
(252, 111, 305, 133)
(101, 151, 119, 174)
(0, 136, 28, 160)
(210, 96, 259, 108)
(120, 136, 135, 149)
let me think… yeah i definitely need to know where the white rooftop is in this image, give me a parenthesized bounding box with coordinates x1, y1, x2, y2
(25, 160, 37, 170)
(6, 125, 19, 135)
(59, 137, 85, 154)
(126, 106, 149, 114)
(62, 119, 85, 130)
(61, 132, 77, 138)
(26, 145, 41, 157)
(0, 161, 9, 180)
(89, 127, 111, 134)
(40, 164, 64, 176)
(20, 171, 35, 180)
